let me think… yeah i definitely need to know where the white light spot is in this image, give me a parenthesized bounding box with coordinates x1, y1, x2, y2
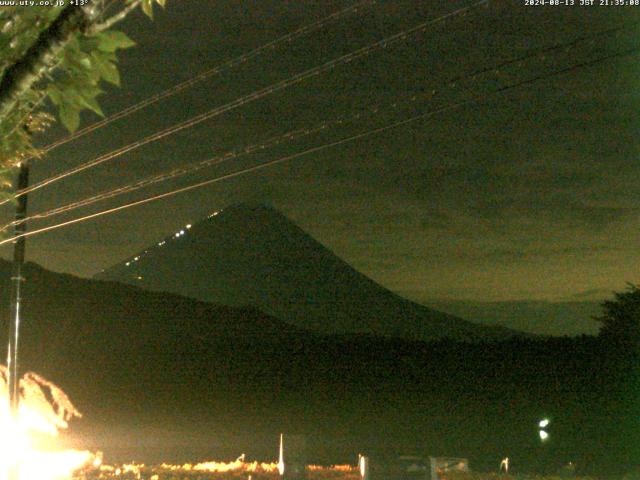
(539, 430, 549, 441)
(186, 224, 192, 229)
(125, 262, 130, 267)
(539, 419, 550, 428)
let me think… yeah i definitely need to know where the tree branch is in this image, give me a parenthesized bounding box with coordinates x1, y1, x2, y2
(89, 0, 142, 34)
(0, 5, 94, 122)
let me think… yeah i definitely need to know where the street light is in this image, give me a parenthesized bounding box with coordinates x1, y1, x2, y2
(538, 418, 550, 441)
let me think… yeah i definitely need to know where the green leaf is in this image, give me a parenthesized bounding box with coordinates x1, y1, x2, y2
(79, 36, 100, 52)
(46, 85, 63, 106)
(61, 84, 104, 117)
(77, 90, 104, 117)
(91, 52, 120, 86)
(142, 0, 154, 18)
(59, 103, 80, 132)
(95, 30, 136, 52)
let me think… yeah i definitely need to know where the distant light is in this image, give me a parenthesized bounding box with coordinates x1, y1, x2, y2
(278, 434, 284, 476)
(186, 224, 192, 229)
(359, 455, 367, 478)
(180, 230, 185, 235)
(213, 211, 219, 216)
(539, 419, 550, 428)
(175, 233, 180, 238)
(539, 430, 549, 441)
(134, 256, 139, 261)
(125, 262, 130, 267)
(137, 276, 142, 280)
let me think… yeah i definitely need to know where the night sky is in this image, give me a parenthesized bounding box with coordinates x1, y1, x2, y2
(2, 0, 639, 305)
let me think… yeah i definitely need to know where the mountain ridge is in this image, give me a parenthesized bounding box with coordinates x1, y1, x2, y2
(96, 203, 522, 342)
(424, 299, 602, 336)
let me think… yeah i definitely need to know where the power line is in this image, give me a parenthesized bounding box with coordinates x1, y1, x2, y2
(2, 24, 635, 231)
(1, 0, 488, 206)
(496, 45, 640, 93)
(449, 21, 637, 86)
(0, 100, 475, 247)
(35, 0, 376, 155)
(0, 46, 636, 247)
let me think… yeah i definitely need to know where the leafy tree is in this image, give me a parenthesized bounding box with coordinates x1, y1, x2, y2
(594, 284, 640, 472)
(596, 283, 640, 344)
(0, 0, 166, 197)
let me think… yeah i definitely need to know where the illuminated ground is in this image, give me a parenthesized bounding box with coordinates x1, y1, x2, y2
(79, 463, 359, 480)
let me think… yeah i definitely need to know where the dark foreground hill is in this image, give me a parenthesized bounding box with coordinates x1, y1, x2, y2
(0, 261, 636, 474)
(96, 204, 517, 342)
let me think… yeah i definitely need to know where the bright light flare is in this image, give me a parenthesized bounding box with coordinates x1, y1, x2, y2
(539, 430, 549, 441)
(359, 455, 367, 478)
(539, 419, 550, 428)
(0, 365, 96, 480)
(278, 433, 285, 476)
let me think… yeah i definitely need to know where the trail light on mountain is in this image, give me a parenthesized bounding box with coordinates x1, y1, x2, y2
(95, 204, 518, 342)
(539, 419, 549, 428)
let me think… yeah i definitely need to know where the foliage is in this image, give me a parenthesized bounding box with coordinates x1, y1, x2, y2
(45, 29, 136, 133)
(0, 0, 166, 186)
(595, 283, 640, 345)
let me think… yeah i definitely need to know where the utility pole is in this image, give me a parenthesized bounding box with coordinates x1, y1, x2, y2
(7, 161, 29, 480)
(7, 160, 29, 417)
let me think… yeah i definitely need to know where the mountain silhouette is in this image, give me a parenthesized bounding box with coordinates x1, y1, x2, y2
(96, 204, 519, 342)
